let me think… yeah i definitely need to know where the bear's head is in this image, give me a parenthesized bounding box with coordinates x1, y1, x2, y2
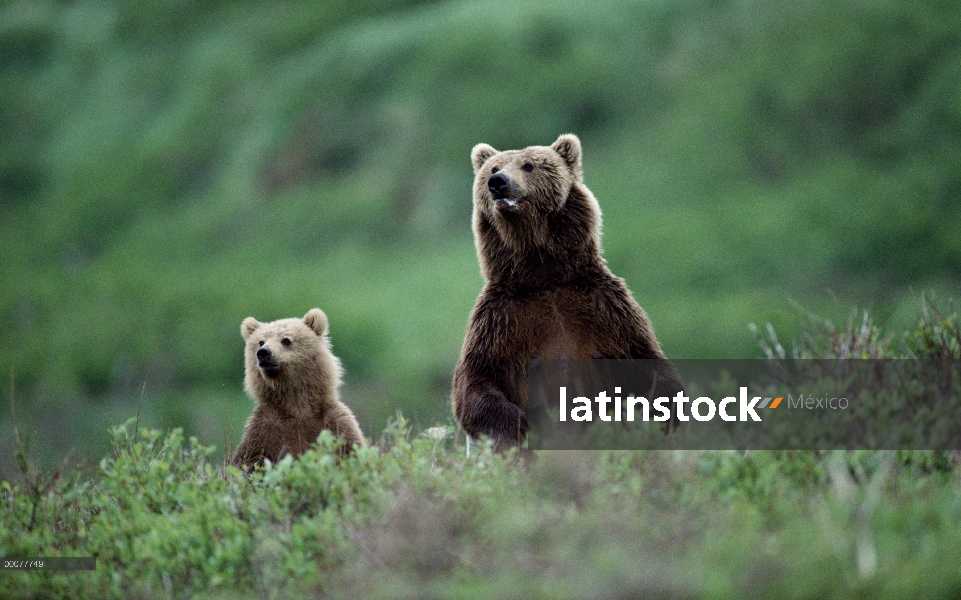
(469, 134, 602, 277)
(241, 309, 341, 400)
(472, 133, 581, 215)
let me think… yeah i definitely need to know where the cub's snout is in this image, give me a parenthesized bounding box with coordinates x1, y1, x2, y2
(255, 345, 282, 376)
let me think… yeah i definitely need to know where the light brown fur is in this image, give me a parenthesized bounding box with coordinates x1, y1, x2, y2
(452, 134, 682, 449)
(231, 308, 364, 469)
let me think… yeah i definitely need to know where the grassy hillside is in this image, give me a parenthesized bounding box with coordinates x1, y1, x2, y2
(1, 301, 960, 597)
(7, 426, 961, 599)
(1, 0, 960, 470)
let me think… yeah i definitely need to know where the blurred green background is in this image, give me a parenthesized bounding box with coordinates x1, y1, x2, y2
(1, 0, 959, 472)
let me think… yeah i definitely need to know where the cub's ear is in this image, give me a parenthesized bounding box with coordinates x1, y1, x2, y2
(551, 133, 582, 179)
(303, 308, 329, 336)
(241, 317, 261, 340)
(471, 143, 497, 173)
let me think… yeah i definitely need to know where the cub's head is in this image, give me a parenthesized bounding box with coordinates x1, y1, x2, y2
(241, 308, 336, 383)
(470, 134, 590, 252)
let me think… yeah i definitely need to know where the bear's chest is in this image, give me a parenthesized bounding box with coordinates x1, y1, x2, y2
(524, 290, 596, 360)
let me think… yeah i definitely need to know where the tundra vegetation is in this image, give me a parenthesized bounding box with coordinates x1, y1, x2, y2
(1, 304, 960, 598)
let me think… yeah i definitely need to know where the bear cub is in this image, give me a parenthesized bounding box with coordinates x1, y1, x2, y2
(231, 308, 364, 469)
(452, 134, 682, 450)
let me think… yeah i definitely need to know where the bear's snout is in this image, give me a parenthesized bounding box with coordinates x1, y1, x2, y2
(255, 345, 283, 376)
(488, 172, 511, 199)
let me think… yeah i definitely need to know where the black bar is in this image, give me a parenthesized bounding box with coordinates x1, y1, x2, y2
(1, 557, 96, 570)
(527, 359, 961, 450)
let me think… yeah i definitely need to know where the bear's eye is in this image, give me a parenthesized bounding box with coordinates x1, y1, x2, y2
(258, 340, 265, 347)
(522, 162, 534, 172)
(281, 338, 292, 347)
(491, 166, 499, 174)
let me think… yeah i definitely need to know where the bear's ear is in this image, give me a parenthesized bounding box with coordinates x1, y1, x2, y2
(303, 308, 329, 336)
(241, 317, 261, 340)
(471, 143, 497, 173)
(551, 134, 582, 179)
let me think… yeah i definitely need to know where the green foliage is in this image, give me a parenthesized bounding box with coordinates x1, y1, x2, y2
(906, 299, 961, 359)
(3, 417, 961, 598)
(4, 297, 961, 596)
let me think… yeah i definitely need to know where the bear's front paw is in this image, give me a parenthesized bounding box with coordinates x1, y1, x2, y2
(460, 389, 528, 450)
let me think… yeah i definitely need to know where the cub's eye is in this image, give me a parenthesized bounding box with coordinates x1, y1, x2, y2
(522, 162, 534, 172)
(491, 166, 499, 174)
(281, 338, 292, 347)
(258, 340, 265, 347)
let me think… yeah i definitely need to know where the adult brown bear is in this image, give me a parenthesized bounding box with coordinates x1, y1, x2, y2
(451, 134, 682, 450)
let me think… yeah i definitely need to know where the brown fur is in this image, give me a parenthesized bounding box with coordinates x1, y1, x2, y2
(231, 308, 364, 469)
(451, 134, 682, 449)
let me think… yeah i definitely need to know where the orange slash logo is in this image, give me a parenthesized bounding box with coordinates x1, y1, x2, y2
(758, 397, 782, 409)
